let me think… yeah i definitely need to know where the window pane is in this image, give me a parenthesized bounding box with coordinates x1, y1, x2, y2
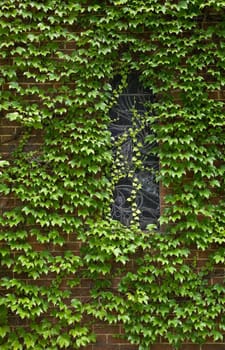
(109, 73, 160, 229)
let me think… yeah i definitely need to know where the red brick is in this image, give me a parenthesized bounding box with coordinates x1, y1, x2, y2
(80, 278, 92, 288)
(119, 345, 139, 350)
(198, 251, 215, 259)
(27, 279, 52, 288)
(95, 335, 107, 345)
(1, 135, 18, 143)
(0, 144, 17, 153)
(211, 277, 225, 285)
(0, 269, 13, 278)
(202, 345, 225, 350)
(8, 315, 25, 326)
(181, 345, 201, 350)
(94, 324, 120, 334)
(65, 41, 76, 49)
(0, 119, 20, 127)
(70, 287, 90, 297)
(108, 335, 129, 344)
(151, 345, 173, 350)
(209, 91, 220, 99)
(0, 198, 16, 208)
(93, 346, 119, 350)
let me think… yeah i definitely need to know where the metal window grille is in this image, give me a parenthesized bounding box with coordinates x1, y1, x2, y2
(109, 73, 160, 229)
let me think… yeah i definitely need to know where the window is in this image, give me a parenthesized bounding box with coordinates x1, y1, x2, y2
(109, 73, 160, 229)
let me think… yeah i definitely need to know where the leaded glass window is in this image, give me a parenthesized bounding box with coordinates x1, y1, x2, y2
(109, 73, 160, 229)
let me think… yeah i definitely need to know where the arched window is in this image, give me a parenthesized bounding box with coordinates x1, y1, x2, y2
(109, 73, 160, 229)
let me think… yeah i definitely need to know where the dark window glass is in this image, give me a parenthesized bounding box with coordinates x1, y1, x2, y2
(109, 73, 160, 229)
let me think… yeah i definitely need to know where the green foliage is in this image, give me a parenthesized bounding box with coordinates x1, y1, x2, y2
(0, 0, 225, 349)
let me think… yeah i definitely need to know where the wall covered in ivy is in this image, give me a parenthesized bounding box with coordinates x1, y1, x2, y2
(0, 1, 225, 349)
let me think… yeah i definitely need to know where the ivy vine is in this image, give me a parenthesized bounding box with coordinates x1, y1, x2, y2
(0, 1, 225, 349)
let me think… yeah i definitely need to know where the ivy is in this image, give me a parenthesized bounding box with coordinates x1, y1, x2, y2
(0, 0, 225, 349)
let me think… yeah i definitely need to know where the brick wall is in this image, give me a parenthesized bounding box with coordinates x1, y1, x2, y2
(1, 117, 224, 349)
(0, 13, 225, 350)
